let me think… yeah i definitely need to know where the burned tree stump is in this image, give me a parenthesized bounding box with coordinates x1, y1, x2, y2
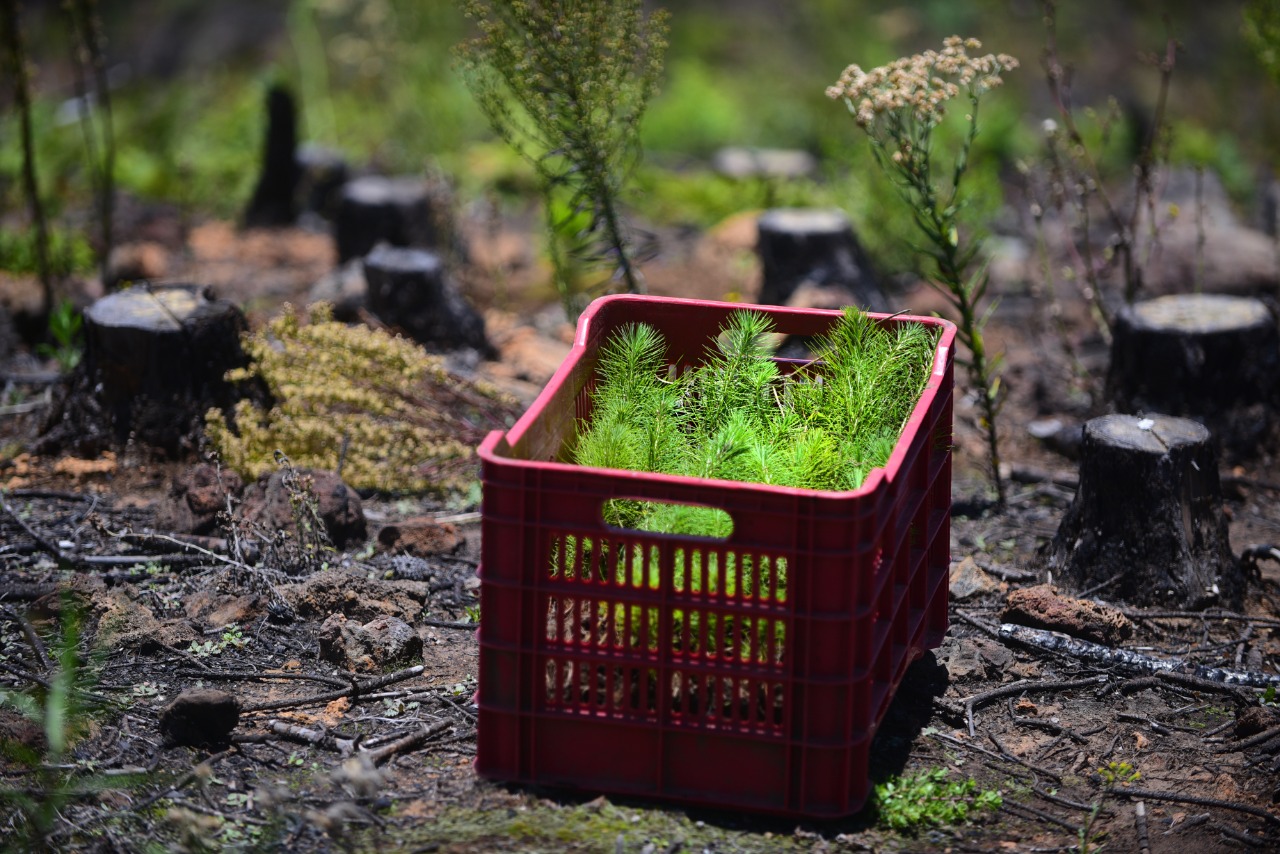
(1048, 413, 1241, 610)
(1107, 294, 1280, 456)
(364, 246, 490, 355)
(46, 284, 251, 454)
(243, 85, 300, 228)
(756, 208, 887, 312)
(335, 176, 439, 263)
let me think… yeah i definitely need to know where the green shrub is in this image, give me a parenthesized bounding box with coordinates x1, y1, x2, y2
(205, 303, 515, 494)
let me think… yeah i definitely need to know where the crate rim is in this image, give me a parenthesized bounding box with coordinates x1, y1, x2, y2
(479, 294, 957, 500)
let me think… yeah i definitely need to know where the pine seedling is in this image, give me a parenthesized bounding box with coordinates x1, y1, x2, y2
(575, 308, 938, 535)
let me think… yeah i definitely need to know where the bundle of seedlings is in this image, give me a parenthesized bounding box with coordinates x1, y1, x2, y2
(576, 308, 937, 531)
(562, 308, 937, 662)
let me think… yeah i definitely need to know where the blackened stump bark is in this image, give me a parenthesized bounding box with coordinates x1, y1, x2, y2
(47, 284, 251, 455)
(335, 176, 439, 263)
(1107, 294, 1280, 457)
(756, 208, 886, 312)
(363, 246, 490, 355)
(1048, 414, 1241, 610)
(244, 85, 300, 228)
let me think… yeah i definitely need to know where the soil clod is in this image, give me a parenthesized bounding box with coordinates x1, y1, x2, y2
(159, 688, 242, 746)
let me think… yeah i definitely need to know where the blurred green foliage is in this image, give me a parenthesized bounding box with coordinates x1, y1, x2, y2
(0, 227, 94, 276)
(1, 0, 1277, 280)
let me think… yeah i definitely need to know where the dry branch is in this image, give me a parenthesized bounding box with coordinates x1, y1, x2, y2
(1109, 786, 1280, 827)
(957, 674, 1109, 737)
(266, 719, 355, 756)
(240, 665, 426, 713)
(363, 720, 451, 765)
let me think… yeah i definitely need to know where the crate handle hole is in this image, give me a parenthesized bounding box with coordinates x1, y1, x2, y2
(602, 498, 734, 540)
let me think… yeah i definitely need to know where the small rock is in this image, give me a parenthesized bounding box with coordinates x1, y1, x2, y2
(159, 689, 240, 746)
(318, 613, 423, 672)
(938, 636, 1011, 682)
(239, 468, 366, 550)
(155, 463, 244, 535)
(377, 517, 461, 556)
(1235, 705, 1279, 739)
(1002, 584, 1134, 646)
(949, 556, 1007, 600)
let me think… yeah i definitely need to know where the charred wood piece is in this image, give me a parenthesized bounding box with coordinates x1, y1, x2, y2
(999, 622, 1280, 688)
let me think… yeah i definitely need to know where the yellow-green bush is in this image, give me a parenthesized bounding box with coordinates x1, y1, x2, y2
(206, 303, 514, 493)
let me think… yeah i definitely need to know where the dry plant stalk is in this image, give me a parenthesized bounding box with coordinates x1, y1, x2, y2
(1039, 0, 1178, 329)
(828, 36, 1018, 507)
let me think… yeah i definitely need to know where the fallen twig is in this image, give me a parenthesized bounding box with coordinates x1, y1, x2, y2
(999, 623, 1280, 688)
(420, 618, 479, 631)
(265, 719, 356, 756)
(1, 492, 71, 564)
(1217, 724, 1280, 754)
(1000, 800, 1079, 832)
(175, 668, 351, 690)
(241, 665, 426, 713)
(1136, 800, 1151, 854)
(1120, 671, 1252, 704)
(2, 605, 50, 670)
(132, 747, 238, 812)
(363, 720, 452, 765)
(957, 675, 1109, 737)
(1109, 786, 1280, 827)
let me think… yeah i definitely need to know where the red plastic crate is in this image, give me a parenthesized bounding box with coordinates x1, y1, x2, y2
(475, 295, 955, 818)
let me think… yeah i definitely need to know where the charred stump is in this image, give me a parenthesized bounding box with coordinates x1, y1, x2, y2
(41, 284, 252, 455)
(756, 208, 886, 312)
(243, 85, 300, 228)
(1106, 294, 1280, 457)
(335, 176, 440, 263)
(1047, 413, 1241, 610)
(363, 245, 490, 355)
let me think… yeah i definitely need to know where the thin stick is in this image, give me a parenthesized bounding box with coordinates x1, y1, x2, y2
(265, 719, 355, 756)
(131, 748, 237, 812)
(959, 675, 1109, 737)
(1110, 786, 1280, 827)
(420, 618, 479, 631)
(2, 605, 50, 671)
(240, 665, 426, 713)
(1136, 800, 1151, 854)
(174, 669, 351, 690)
(1217, 724, 1280, 755)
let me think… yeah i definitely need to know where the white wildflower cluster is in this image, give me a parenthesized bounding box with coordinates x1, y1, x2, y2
(827, 36, 1018, 129)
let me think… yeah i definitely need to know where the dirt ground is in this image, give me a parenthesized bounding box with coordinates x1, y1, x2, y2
(3, 206, 1280, 852)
